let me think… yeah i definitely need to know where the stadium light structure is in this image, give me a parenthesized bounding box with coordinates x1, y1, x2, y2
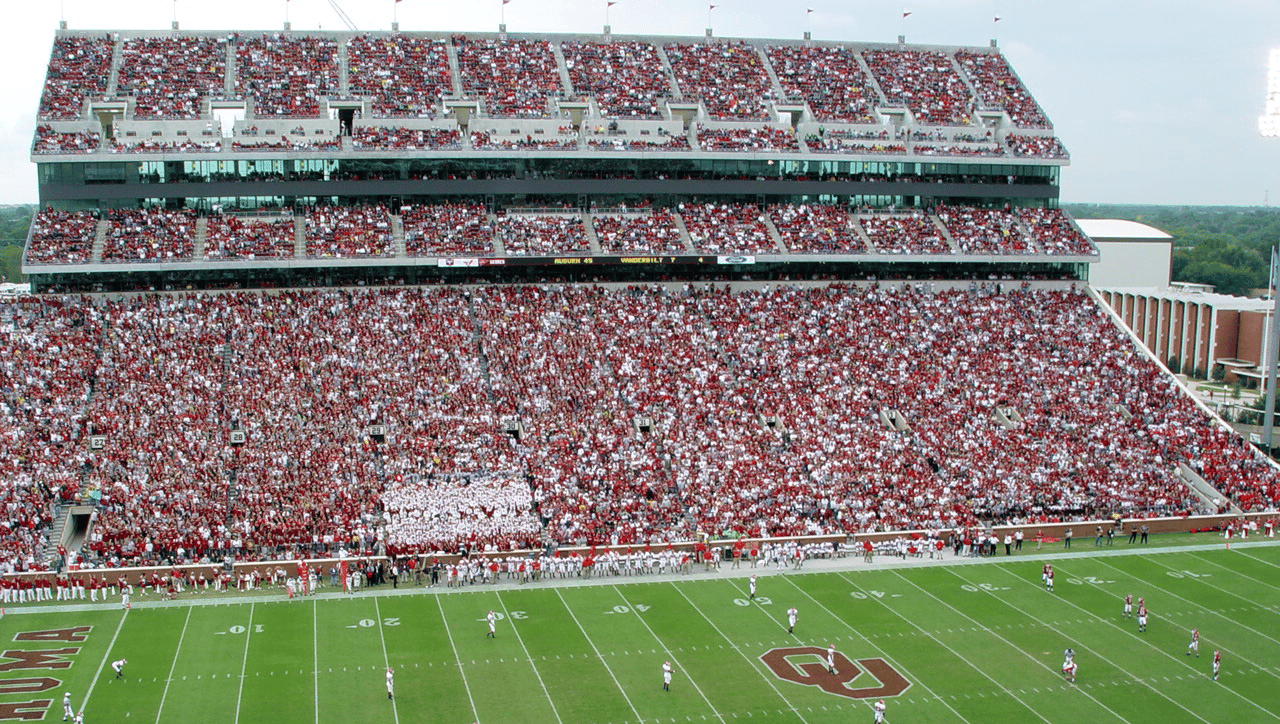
(1263, 49, 1280, 137)
(1262, 49, 1280, 449)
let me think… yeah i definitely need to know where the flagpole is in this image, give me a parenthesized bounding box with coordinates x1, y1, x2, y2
(708, 3, 715, 37)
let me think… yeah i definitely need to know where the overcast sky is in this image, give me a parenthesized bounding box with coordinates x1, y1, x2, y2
(2, 0, 1279, 206)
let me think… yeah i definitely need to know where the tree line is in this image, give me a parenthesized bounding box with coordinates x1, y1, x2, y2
(1066, 204, 1280, 297)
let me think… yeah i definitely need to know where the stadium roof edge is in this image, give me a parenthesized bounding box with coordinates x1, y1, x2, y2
(51, 27, 1010, 54)
(1076, 219, 1172, 241)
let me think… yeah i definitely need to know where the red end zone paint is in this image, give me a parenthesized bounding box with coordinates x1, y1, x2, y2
(759, 646, 911, 700)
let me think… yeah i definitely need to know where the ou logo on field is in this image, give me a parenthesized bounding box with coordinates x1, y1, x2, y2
(759, 647, 911, 700)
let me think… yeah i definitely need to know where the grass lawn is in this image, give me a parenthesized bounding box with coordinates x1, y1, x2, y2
(4, 538, 1279, 724)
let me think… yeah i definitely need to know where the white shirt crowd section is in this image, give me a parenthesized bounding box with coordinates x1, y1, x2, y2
(348, 35, 452, 118)
(235, 35, 339, 118)
(592, 210, 688, 255)
(305, 204, 394, 258)
(3, 285, 1277, 570)
(495, 214, 589, 256)
(101, 209, 197, 262)
(563, 41, 670, 119)
(769, 204, 867, 253)
(204, 215, 296, 260)
(118, 37, 227, 120)
(678, 203, 777, 255)
(26, 210, 98, 264)
(383, 474, 541, 551)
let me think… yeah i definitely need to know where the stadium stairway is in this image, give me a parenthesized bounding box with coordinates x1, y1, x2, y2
(90, 220, 107, 263)
(653, 45, 684, 100)
(947, 52, 982, 122)
(223, 38, 237, 97)
(761, 214, 787, 254)
(463, 295, 499, 405)
(293, 216, 306, 258)
(337, 38, 350, 95)
(850, 217, 877, 252)
(106, 37, 122, 96)
(853, 53, 889, 106)
(931, 215, 962, 254)
(550, 42, 574, 97)
(1178, 463, 1244, 514)
(391, 215, 406, 257)
(672, 210, 697, 253)
(581, 212, 603, 254)
(489, 212, 506, 255)
(445, 41, 464, 95)
(756, 46, 789, 106)
(193, 217, 208, 258)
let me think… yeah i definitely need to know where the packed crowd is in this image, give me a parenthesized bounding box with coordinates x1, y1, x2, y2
(1007, 134, 1070, 159)
(352, 127, 462, 151)
(937, 206, 1037, 255)
(204, 215, 297, 260)
(585, 133, 691, 151)
(955, 50, 1049, 129)
(1016, 208, 1097, 256)
(857, 212, 953, 254)
(863, 50, 974, 126)
(111, 137, 222, 153)
(592, 210, 689, 254)
(678, 203, 778, 254)
(454, 36, 563, 118)
(767, 45, 876, 123)
(665, 42, 775, 120)
(768, 204, 866, 253)
(235, 35, 339, 117)
(305, 204, 393, 258)
(495, 214, 589, 256)
(33, 125, 101, 155)
(401, 203, 495, 256)
(118, 37, 227, 119)
(563, 41, 670, 119)
(913, 144, 1005, 157)
(25, 209, 99, 264)
(698, 126, 799, 152)
(348, 35, 453, 118)
(39, 36, 113, 120)
(470, 131, 579, 151)
(808, 137, 907, 154)
(100, 208, 197, 262)
(230, 136, 341, 152)
(383, 474, 542, 553)
(0, 284, 1277, 568)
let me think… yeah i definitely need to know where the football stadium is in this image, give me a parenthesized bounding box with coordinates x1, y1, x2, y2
(3, 21, 1279, 724)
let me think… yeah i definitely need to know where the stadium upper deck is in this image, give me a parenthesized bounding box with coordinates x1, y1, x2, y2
(25, 28, 1085, 291)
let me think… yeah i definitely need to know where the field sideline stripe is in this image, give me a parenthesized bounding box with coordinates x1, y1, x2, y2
(494, 591, 565, 724)
(611, 585, 726, 722)
(772, 575, 976, 724)
(667, 582, 811, 723)
(1090, 557, 1280, 673)
(833, 572, 1051, 724)
(929, 568, 1155, 723)
(373, 598, 401, 724)
(1185, 552, 1280, 604)
(981, 563, 1280, 722)
(435, 592, 480, 722)
(153, 605, 192, 724)
(554, 588, 646, 724)
(312, 600, 319, 724)
(80, 607, 128, 713)
(1236, 548, 1280, 573)
(232, 602, 254, 724)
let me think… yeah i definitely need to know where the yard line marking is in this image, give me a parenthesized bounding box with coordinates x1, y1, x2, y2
(985, 564, 1280, 722)
(233, 603, 255, 724)
(771, 576, 974, 724)
(1187, 552, 1280, 602)
(373, 599, 401, 724)
(312, 600, 319, 724)
(494, 591, 564, 724)
(80, 608, 128, 712)
(153, 606, 192, 724)
(667, 583, 809, 724)
(612, 585, 725, 722)
(834, 573, 1050, 724)
(908, 570, 1145, 724)
(435, 595, 480, 722)
(1089, 558, 1280, 677)
(554, 589, 645, 724)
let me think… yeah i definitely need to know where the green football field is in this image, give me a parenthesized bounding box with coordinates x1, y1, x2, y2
(5, 541, 1280, 724)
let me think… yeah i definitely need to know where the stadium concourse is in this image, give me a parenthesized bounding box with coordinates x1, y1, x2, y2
(0, 281, 1277, 576)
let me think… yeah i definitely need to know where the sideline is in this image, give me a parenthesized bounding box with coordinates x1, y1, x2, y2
(6, 538, 1278, 616)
